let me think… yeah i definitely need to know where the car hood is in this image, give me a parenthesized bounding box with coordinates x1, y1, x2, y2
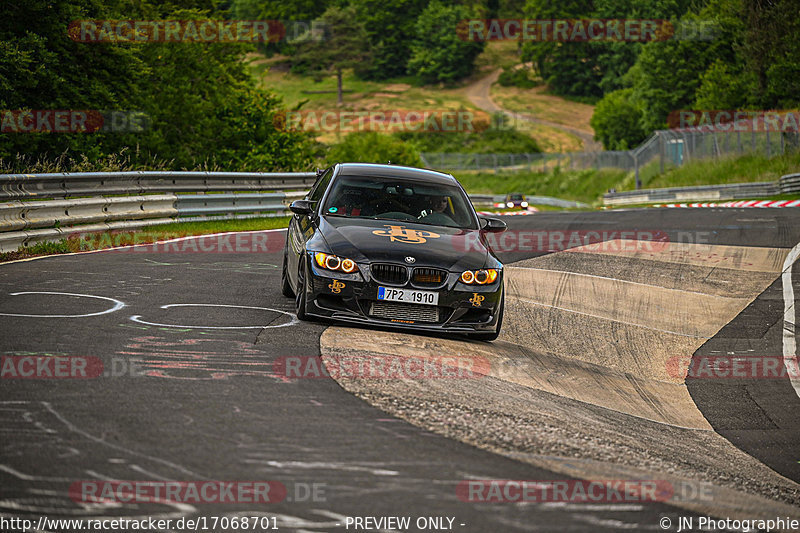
(318, 216, 490, 271)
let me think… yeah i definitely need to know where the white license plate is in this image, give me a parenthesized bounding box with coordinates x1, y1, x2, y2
(377, 286, 439, 305)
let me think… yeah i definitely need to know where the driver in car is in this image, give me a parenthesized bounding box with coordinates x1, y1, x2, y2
(430, 195, 449, 214)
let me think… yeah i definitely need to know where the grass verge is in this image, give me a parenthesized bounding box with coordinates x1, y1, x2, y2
(639, 152, 800, 189)
(0, 216, 291, 263)
(456, 168, 628, 205)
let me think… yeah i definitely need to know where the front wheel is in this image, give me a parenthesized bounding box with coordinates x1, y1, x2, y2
(280, 247, 294, 298)
(295, 257, 308, 321)
(469, 293, 503, 341)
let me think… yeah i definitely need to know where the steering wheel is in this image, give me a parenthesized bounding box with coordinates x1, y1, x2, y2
(382, 197, 408, 213)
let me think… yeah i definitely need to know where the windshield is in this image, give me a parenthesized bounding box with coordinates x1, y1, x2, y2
(321, 175, 477, 229)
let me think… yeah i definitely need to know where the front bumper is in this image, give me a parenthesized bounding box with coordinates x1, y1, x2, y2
(301, 259, 503, 334)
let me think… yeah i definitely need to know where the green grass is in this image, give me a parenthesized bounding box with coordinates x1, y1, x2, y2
(455, 168, 628, 205)
(0, 216, 291, 263)
(474, 41, 521, 71)
(454, 151, 800, 206)
(640, 152, 800, 189)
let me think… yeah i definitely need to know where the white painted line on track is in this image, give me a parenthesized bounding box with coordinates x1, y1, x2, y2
(0, 291, 126, 318)
(0, 228, 289, 266)
(782, 241, 800, 399)
(130, 303, 298, 329)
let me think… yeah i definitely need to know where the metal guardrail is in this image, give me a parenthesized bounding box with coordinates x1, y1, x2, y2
(603, 175, 798, 206)
(0, 171, 317, 200)
(0, 172, 315, 252)
(0, 195, 177, 232)
(781, 173, 800, 194)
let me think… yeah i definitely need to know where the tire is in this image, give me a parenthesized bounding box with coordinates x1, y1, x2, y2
(470, 292, 503, 341)
(280, 247, 294, 298)
(295, 256, 308, 321)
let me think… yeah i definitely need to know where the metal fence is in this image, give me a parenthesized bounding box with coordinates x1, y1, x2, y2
(0, 170, 317, 200)
(421, 129, 800, 188)
(0, 170, 506, 252)
(0, 171, 315, 252)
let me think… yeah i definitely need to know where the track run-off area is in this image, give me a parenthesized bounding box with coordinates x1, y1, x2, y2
(0, 208, 798, 532)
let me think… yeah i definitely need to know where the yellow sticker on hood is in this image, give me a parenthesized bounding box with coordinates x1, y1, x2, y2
(372, 225, 440, 244)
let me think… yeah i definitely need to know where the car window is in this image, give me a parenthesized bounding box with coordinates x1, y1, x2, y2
(308, 168, 334, 205)
(321, 175, 477, 229)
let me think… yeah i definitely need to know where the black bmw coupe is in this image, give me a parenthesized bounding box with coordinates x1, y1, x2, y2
(281, 163, 507, 340)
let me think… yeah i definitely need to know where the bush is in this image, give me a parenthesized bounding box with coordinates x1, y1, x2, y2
(326, 132, 422, 167)
(590, 89, 647, 151)
(395, 128, 540, 154)
(497, 66, 538, 89)
(407, 2, 484, 84)
(0, 1, 313, 171)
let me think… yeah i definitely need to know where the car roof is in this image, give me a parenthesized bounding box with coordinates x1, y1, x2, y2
(334, 163, 458, 186)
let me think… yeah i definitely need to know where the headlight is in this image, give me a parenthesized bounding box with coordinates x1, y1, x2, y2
(460, 269, 499, 285)
(521, 201, 528, 207)
(314, 252, 358, 273)
(506, 202, 514, 208)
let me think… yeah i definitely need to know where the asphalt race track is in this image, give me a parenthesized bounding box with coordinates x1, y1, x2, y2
(1, 207, 798, 532)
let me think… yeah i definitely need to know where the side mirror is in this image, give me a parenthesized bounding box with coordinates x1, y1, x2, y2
(480, 217, 507, 233)
(289, 199, 314, 216)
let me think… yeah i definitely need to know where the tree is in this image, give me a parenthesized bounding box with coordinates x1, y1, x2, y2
(739, 0, 800, 108)
(694, 60, 755, 110)
(0, 0, 313, 170)
(294, 6, 371, 105)
(520, 0, 604, 98)
(352, 0, 429, 80)
(590, 88, 646, 150)
(327, 132, 422, 166)
(408, 2, 485, 84)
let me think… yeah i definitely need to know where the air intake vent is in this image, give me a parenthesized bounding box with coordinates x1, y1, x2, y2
(412, 267, 447, 288)
(371, 263, 408, 285)
(369, 301, 440, 323)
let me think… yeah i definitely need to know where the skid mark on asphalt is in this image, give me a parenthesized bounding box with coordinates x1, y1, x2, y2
(117, 336, 286, 380)
(0, 401, 198, 520)
(130, 303, 297, 330)
(319, 238, 800, 521)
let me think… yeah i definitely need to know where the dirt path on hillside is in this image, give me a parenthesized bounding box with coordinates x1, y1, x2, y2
(465, 69, 602, 152)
